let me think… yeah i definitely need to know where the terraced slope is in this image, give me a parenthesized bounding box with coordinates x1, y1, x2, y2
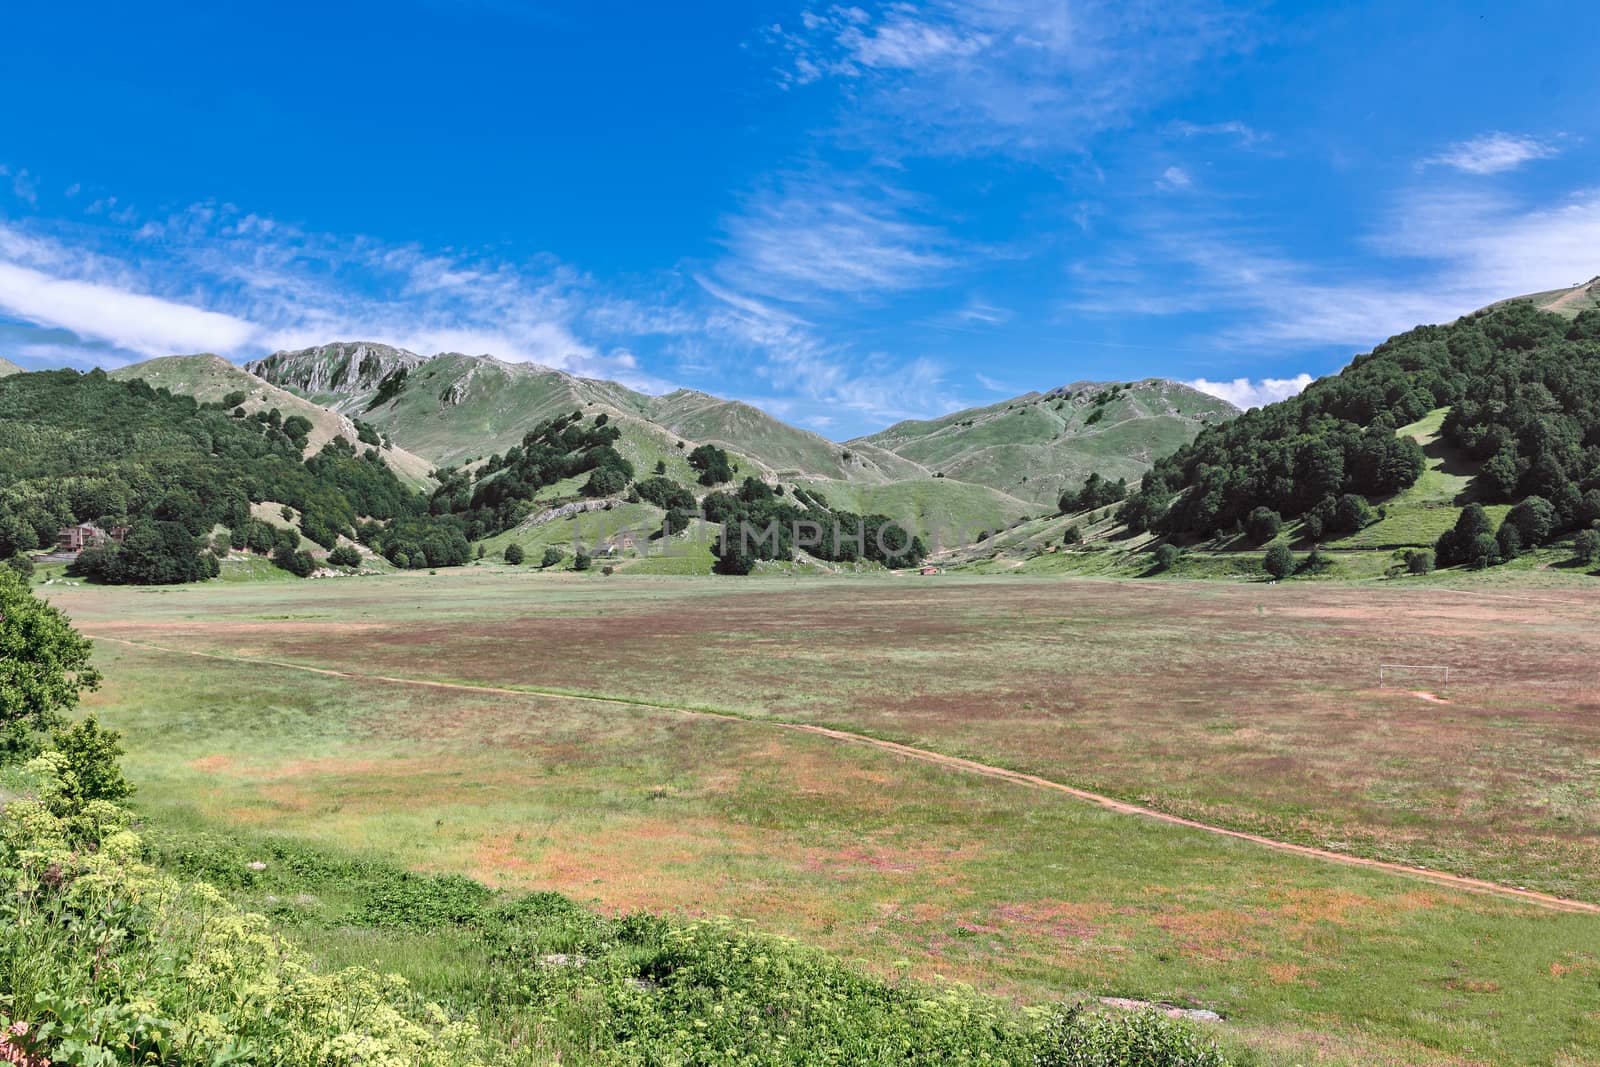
(854, 379, 1237, 508)
(110, 354, 435, 487)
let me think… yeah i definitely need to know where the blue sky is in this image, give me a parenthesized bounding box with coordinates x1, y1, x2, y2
(1, 1, 1596, 437)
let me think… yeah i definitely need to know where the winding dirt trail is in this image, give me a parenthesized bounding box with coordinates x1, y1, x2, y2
(91, 633, 1600, 916)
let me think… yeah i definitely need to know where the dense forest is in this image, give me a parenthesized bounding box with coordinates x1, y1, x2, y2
(0, 370, 456, 581)
(1120, 304, 1600, 553)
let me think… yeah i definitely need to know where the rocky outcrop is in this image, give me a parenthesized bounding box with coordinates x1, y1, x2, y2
(247, 342, 425, 399)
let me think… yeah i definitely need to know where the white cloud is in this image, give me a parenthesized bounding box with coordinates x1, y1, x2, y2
(0, 207, 651, 383)
(0, 166, 39, 206)
(0, 259, 258, 356)
(1170, 119, 1265, 147)
(1157, 165, 1192, 190)
(770, 0, 1249, 155)
(1073, 185, 1600, 352)
(1422, 132, 1560, 175)
(1186, 374, 1311, 410)
(719, 172, 961, 300)
(692, 274, 964, 423)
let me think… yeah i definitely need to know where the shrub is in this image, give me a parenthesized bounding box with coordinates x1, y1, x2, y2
(3, 554, 33, 580)
(714, 547, 755, 575)
(327, 544, 363, 569)
(1505, 495, 1557, 547)
(1263, 543, 1296, 579)
(48, 715, 133, 803)
(1299, 548, 1332, 574)
(1405, 548, 1436, 574)
(1468, 532, 1500, 570)
(636, 476, 695, 511)
(1154, 544, 1180, 571)
(540, 546, 565, 569)
(573, 551, 592, 571)
(581, 466, 630, 498)
(1033, 1003, 1229, 1067)
(1574, 528, 1600, 565)
(272, 544, 316, 577)
(503, 543, 525, 566)
(688, 444, 733, 486)
(663, 506, 692, 536)
(1332, 493, 1376, 534)
(1495, 522, 1522, 561)
(1063, 525, 1083, 545)
(1435, 504, 1494, 567)
(0, 758, 488, 1067)
(1244, 506, 1282, 544)
(0, 569, 100, 735)
(602, 564, 615, 576)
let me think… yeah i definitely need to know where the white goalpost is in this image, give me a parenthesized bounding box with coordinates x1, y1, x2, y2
(1378, 663, 1453, 688)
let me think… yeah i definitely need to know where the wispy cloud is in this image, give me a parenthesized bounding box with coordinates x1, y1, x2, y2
(1169, 119, 1267, 148)
(718, 171, 961, 301)
(690, 275, 965, 424)
(1073, 185, 1600, 352)
(769, 0, 1249, 155)
(1157, 165, 1193, 191)
(0, 204, 651, 383)
(1186, 374, 1311, 409)
(1422, 132, 1560, 175)
(0, 165, 39, 205)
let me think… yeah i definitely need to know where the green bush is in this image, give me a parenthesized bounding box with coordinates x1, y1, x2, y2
(1154, 544, 1180, 571)
(0, 568, 100, 735)
(1263, 543, 1296, 579)
(327, 544, 363, 568)
(0, 757, 488, 1067)
(1034, 1003, 1229, 1067)
(503, 543, 526, 566)
(1244, 506, 1282, 544)
(573, 551, 593, 571)
(1405, 548, 1436, 574)
(48, 715, 133, 803)
(540, 546, 565, 569)
(1574, 528, 1600, 565)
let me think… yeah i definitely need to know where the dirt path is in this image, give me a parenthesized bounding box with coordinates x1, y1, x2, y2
(91, 634, 1600, 916)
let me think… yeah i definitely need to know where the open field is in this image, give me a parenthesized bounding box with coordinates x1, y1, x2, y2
(46, 571, 1600, 1065)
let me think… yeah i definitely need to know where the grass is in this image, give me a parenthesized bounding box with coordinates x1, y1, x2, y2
(851, 381, 1234, 509)
(45, 570, 1600, 1065)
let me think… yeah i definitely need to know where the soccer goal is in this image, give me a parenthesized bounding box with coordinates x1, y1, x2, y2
(1378, 663, 1453, 688)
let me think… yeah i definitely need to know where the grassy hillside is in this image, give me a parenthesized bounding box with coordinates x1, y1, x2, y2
(853, 379, 1237, 508)
(643, 390, 856, 480)
(111, 353, 434, 488)
(1516, 275, 1600, 319)
(249, 344, 1045, 554)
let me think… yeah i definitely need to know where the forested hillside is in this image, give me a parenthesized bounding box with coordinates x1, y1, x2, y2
(0, 370, 447, 581)
(1120, 304, 1600, 555)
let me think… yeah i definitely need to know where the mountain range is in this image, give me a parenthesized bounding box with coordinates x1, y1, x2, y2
(237, 342, 1236, 538)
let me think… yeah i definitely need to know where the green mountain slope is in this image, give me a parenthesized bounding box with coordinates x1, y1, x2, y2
(1117, 302, 1600, 568)
(0, 369, 455, 578)
(247, 345, 1000, 546)
(111, 354, 434, 488)
(1512, 275, 1600, 319)
(0, 357, 22, 378)
(853, 379, 1237, 508)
